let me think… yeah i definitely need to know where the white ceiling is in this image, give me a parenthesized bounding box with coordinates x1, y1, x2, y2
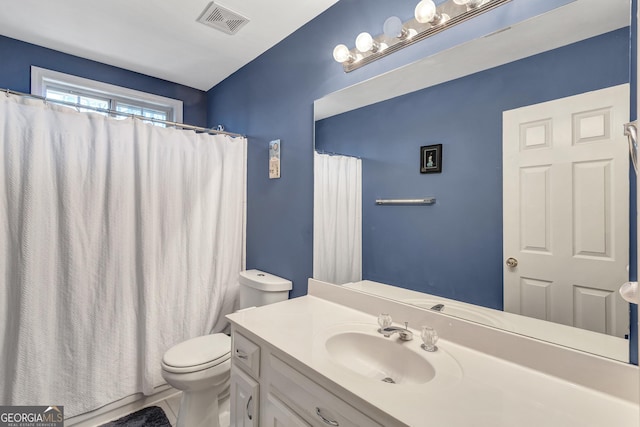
(0, 0, 339, 91)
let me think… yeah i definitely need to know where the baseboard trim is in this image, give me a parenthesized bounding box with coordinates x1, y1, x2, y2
(66, 385, 179, 427)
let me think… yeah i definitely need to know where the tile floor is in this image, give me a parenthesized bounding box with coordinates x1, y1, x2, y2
(159, 393, 231, 427)
(67, 390, 230, 427)
(155, 393, 180, 426)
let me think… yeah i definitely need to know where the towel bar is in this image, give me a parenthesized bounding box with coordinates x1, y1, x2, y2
(375, 198, 435, 205)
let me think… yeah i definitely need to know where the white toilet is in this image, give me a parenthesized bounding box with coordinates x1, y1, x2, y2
(161, 269, 292, 427)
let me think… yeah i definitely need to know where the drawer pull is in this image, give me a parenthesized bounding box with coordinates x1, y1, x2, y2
(236, 348, 249, 360)
(316, 407, 339, 426)
(246, 395, 253, 420)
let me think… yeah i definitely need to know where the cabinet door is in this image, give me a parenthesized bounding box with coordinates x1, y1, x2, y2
(230, 366, 259, 427)
(264, 393, 311, 427)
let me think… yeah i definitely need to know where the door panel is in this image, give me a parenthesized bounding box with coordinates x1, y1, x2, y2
(503, 84, 629, 338)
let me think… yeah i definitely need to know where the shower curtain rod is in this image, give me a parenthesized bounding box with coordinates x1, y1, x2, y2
(2, 88, 245, 138)
(315, 149, 361, 159)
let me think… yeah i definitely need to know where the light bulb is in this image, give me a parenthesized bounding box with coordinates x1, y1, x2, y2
(454, 0, 484, 7)
(415, 0, 437, 24)
(333, 44, 351, 63)
(355, 32, 375, 53)
(383, 16, 406, 39)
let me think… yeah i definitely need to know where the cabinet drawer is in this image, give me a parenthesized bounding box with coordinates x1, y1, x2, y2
(233, 331, 260, 378)
(269, 355, 384, 427)
(265, 393, 311, 427)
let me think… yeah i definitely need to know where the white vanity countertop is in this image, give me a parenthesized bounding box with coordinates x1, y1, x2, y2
(227, 295, 638, 427)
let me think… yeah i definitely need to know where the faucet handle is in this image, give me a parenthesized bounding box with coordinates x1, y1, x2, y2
(378, 313, 392, 332)
(421, 326, 439, 352)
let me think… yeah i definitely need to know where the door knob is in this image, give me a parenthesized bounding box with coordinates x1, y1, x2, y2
(506, 257, 518, 268)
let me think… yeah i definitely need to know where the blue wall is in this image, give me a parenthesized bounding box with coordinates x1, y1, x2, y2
(0, 35, 207, 126)
(207, 0, 577, 298)
(0, 0, 634, 359)
(316, 29, 630, 309)
(207, 0, 636, 363)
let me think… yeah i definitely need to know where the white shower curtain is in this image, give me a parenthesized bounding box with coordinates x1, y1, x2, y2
(0, 95, 246, 416)
(313, 152, 362, 284)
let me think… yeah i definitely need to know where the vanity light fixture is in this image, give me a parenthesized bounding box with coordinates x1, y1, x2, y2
(333, 0, 511, 72)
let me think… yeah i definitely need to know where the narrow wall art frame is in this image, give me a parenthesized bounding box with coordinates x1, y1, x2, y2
(420, 144, 442, 174)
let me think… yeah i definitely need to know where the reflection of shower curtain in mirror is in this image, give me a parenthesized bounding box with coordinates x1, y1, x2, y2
(313, 152, 362, 284)
(0, 95, 247, 416)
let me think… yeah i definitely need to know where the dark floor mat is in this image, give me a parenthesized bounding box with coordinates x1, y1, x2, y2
(100, 406, 171, 427)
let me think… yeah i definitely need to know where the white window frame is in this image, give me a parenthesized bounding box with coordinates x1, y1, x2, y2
(30, 66, 183, 123)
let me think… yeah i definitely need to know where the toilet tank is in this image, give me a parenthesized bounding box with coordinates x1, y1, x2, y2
(239, 269, 292, 309)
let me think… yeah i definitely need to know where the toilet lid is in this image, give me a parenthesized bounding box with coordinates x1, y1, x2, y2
(163, 334, 230, 370)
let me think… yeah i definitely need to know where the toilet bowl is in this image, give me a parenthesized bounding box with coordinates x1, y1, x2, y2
(161, 334, 231, 427)
(161, 270, 292, 427)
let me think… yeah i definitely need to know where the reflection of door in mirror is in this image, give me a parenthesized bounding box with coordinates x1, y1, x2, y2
(503, 85, 629, 338)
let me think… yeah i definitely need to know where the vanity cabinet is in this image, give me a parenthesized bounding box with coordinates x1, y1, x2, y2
(230, 328, 385, 427)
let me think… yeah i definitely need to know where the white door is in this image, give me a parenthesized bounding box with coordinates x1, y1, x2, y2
(503, 84, 629, 338)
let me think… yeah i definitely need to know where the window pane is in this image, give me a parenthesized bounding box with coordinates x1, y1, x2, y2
(36, 69, 180, 123)
(46, 88, 110, 116)
(115, 104, 167, 127)
(79, 96, 109, 110)
(78, 96, 109, 116)
(116, 103, 142, 116)
(45, 89, 78, 104)
(142, 110, 167, 120)
(44, 83, 174, 126)
(142, 109, 168, 127)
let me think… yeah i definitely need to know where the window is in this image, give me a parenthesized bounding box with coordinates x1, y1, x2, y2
(31, 66, 183, 126)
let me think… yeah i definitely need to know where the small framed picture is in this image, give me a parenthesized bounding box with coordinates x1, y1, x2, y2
(269, 139, 281, 179)
(420, 144, 442, 174)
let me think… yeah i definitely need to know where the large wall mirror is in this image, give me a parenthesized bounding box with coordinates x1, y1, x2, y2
(313, 0, 634, 362)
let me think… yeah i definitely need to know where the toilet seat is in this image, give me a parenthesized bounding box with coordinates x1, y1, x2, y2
(162, 334, 231, 374)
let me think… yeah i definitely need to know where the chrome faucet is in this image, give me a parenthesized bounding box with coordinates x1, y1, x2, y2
(381, 322, 413, 341)
(430, 303, 445, 312)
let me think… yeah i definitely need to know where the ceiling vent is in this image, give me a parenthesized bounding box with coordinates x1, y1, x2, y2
(197, 2, 250, 35)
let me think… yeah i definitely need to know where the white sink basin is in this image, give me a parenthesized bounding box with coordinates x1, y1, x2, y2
(318, 323, 462, 388)
(325, 331, 435, 385)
